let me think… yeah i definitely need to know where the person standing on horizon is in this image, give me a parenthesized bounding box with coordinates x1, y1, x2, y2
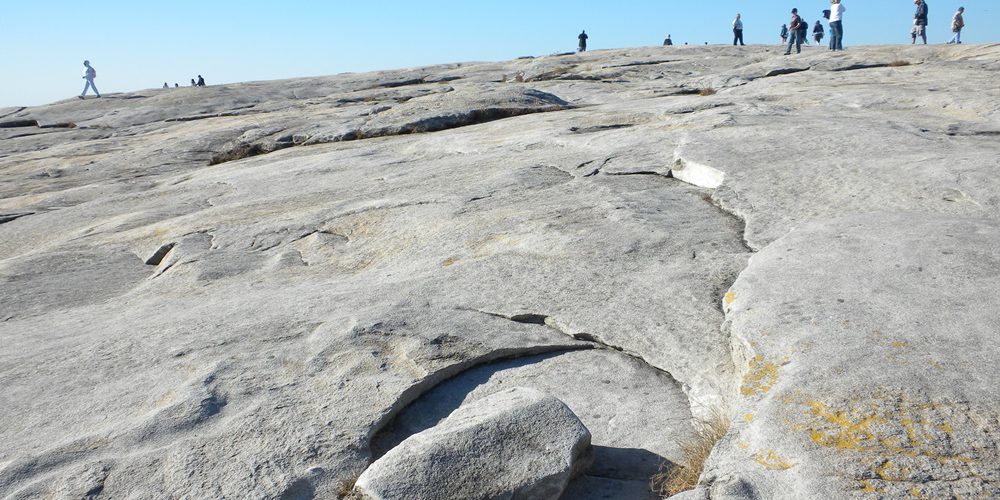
(784, 9, 804, 55)
(948, 7, 965, 44)
(914, 0, 929, 44)
(197, 75, 206, 87)
(578, 30, 588, 52)
(664, 34, 673, 46)
(829, 0, 845, 51)
(780, 24, 789, 44)
(79, 60, 100, 99)
(733, 14, 745, 46)
(813, 21, 825, 45)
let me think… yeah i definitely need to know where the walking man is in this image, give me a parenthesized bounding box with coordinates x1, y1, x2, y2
(784, 9, 804, 55)
(948, 7, 965, 44)
(829, 0, 846, 51)
(197, 75, 206, 87)
(578, 30, 589, 52)
(914, 0, 929, 44)
(813, 21, 825, 45)
(79, 60, 100, 99)
(733, 14, 745, 46)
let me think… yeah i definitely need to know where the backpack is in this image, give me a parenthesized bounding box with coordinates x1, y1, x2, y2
(92, 68, 97, 78)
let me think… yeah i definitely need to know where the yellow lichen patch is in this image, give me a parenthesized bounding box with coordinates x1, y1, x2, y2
(745, 413, 754, 422)
(737, 441, 750, 450)
(859, 479, 880, 494)
(910, 487, 926, 499)
(740, 355, 781, 396)
(441, 256, 459, 267)
(875, 460, 910, 482)
(807, 400, 886, 451)
(755, 449, 795, 470)
(724, 291, 736, 305)
(891, 341, 910, 349)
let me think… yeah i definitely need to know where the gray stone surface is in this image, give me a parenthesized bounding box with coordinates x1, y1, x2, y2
(355, 387, 592, 500)
(1, 44, 999, 499)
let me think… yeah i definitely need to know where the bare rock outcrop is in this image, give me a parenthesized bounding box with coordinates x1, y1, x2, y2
(356, 387, 592, 500)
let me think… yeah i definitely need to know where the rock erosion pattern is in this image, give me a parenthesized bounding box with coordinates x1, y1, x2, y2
(1, 44, 999, 499)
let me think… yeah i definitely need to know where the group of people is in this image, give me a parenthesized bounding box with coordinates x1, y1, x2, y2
(782, 0, 846, 54)
(583, 1, 969, 56)
(163, 76, 207, 88)
(161, 76, 207, 89)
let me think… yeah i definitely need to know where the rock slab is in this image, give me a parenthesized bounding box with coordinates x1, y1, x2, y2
(355, 387, 592, 500)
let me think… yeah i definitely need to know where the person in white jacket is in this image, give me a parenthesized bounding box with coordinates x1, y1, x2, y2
(79, 60, 100, 99)
(829, 0, 846, 51)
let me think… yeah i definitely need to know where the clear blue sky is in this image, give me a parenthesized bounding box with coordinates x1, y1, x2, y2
(3, 0, 996, 107)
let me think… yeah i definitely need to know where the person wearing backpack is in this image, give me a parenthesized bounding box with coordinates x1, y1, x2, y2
(798, 17, 809, 45)
(948, 7, 965, 44)
(784, 9, 804, 55)
(914, 0, 929, 44)
(829, 0, 846, 51)
(79, 60, 100, 99)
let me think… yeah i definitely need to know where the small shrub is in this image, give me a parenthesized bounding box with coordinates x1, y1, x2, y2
(336, 475, 361, 498)
(698, 88, 717, 96)
(651, 410, 731, 497)
(887, 60, 911, 67)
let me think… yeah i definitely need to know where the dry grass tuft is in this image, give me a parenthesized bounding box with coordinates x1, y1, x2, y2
(336, 475, 361, 498)
(887, 60, 911, 67)
(651, 410, 731, 497)
(698, 88, 717, 96)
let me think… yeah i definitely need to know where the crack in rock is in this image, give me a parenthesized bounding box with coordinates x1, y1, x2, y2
(0, 213, 34, 225)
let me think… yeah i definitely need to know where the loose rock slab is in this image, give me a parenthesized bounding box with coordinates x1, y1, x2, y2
(355, 387, 593, 500)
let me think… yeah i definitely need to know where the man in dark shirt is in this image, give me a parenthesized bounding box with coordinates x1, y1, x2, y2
(914, 0, 929, 44)
(578, 31, 589, 52)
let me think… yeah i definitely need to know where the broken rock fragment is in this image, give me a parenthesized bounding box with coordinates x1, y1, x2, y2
(355, 387, 592, 500)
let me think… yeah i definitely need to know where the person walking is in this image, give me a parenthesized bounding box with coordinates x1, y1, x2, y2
(784, 9, 804, 54)
(197, 75, 206, 87)
(578, 30, 589, 52)
(829, 0, 846, 51)
(79, 60, 100, 99)
(914, 0, 929, 44)
(733, 14, 745, 46)
(798, 17, 810, 45)
(948, 7, 965, 44)
(780, 24, 789, 44)
(813, 21, 825, 45)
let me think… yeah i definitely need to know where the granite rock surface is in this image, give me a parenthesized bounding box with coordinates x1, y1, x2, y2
(2, 43, 999, 499)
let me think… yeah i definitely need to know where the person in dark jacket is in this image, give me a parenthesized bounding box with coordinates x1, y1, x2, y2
(578, 30, 589, 52)
(914, 0, 929, 44)
(798, 17, 809, 45)
(664, 34, 673, 46)
(780, 24, 788, 44)
(813, 21, 825, 44)
(197, 75, 206, 87)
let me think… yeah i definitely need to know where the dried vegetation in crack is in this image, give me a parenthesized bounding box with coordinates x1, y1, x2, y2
(652, 409, 731, 497)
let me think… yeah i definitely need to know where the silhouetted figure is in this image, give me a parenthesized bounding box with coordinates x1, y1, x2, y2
(163, 82, 169, 89)
(813, 21, 825, 44)
(799, 18, 810, 45)
(781, 24, 789, 43)
(174, 83, 179, 88)
(191, 79, 197, 87)
(197, 75, 206, 87)
(79, 60, 100, 99)
(664, 34, 673, 46)
(578, 31, 588, 52)
(733, 14, 745, 46)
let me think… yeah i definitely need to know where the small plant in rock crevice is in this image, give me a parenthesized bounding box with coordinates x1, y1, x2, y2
(651, 410, 731, 497)
(698, 88, 717, 96)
